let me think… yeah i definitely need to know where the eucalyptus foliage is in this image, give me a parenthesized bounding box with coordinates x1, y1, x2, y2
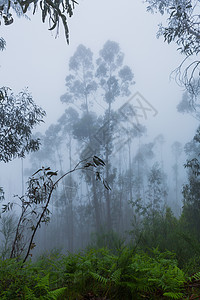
(0, 87, 46, 162)
(146, 0, 200, 95)
(0, 0, 77, 43)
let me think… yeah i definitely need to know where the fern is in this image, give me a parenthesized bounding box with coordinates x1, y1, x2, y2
(190, 271, 200, 281)
(110, 268, 121, 284)
(121, 281, 137, 291)
(89, 271, 108, 285)
(0, 247, 191, 299)
(48, 287, 67, 299)
(34, 273, 50, 296)
(163, 292, 184, 299)
(24, 286, 38, 300)
(32, 273, 67, 299)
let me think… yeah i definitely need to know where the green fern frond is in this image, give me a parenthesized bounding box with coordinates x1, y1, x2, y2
(109, 262, 117, 273)
(190, 271, 200, 281)
(163, 292, 184, 299)
(48, 287, 67, 299)
(121, 280, 155, 293)
(34, 273, 50, 297)
(121, 281, 137, 292)
(137, 283, 156, 293)
(24, 286, 38, 300)
(89, 271, 108, 285)
(110, 268, 121, 284)
(37, 273, 50, 289)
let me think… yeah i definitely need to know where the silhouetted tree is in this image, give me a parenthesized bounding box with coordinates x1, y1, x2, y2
(133, 142, 155, 201)
(177, 87, 200, 120)
(171, 141, 182, 209)
(154, 134, 165, 170)
(61, 44, 102, 232)
(182, 126, 200, 240)
(146, 162, 168, 217)
(96, 40, 134, 230)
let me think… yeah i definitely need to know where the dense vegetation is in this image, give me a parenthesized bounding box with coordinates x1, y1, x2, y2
(0, 243, 200, 299)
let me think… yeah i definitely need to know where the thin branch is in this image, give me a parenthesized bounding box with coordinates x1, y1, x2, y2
(23, 157, 96, 263)
(10, 205, 26, 258)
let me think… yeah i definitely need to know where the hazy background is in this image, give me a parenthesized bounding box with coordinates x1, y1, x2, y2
(0, 0, 198, 199)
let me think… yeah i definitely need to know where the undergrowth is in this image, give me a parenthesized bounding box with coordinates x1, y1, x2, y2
(0, 247, 190, 299)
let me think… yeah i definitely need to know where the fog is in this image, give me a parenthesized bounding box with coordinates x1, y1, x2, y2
(0, 0, 199, 257)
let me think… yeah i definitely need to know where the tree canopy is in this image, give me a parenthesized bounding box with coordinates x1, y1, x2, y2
(0, 0, 78, 43)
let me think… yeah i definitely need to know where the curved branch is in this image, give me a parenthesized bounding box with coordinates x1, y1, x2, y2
(171, 56, 200, 96)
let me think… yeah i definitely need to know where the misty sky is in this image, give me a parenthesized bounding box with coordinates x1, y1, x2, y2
(0, 0, 199, 198)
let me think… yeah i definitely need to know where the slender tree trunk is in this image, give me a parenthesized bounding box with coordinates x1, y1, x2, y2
(105, 102, 112, 231)
(92, 176, 101, 231)
(21, 158, 24, 196)
(117, 149, 123, 233)
(128, 139, 133, 201)
(68, 138, 74, 252)
(85, 93, 101, 232)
